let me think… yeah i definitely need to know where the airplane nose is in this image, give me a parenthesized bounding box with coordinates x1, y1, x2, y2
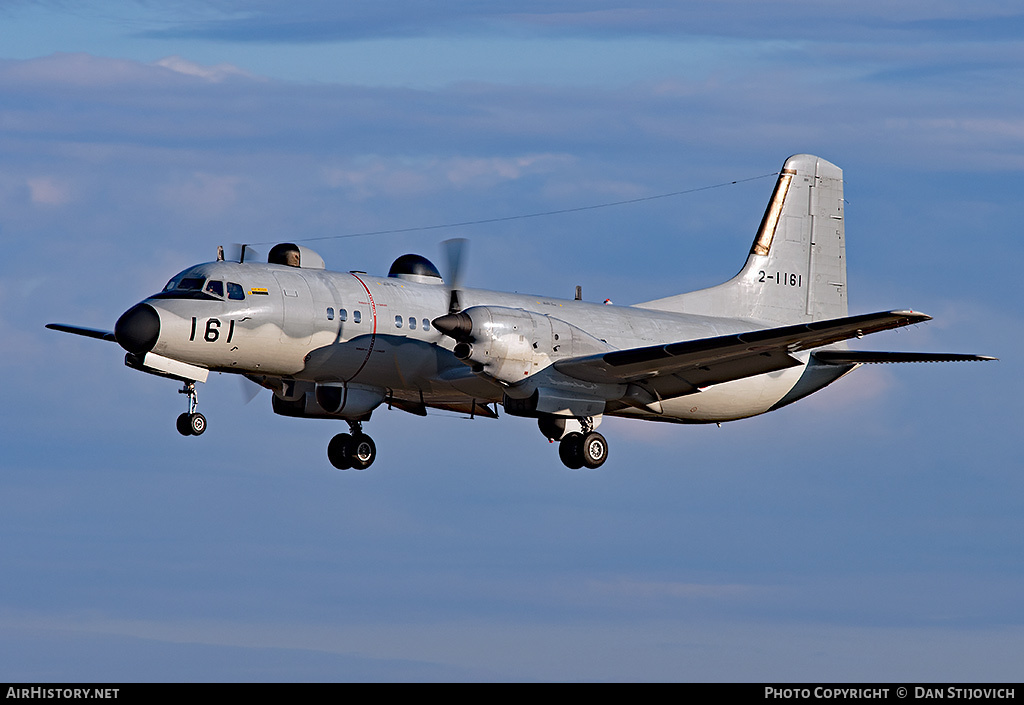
(115, 303, 160, 355)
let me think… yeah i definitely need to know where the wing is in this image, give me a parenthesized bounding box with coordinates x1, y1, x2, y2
(45, 323, 117, 342)
(554, 310, 942, 397)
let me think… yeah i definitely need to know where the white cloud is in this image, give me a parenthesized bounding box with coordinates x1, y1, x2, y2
(153, 55, 254, 83)
(159, 172, 242, 215)
(26, 176, 71, 205)
(322, 153, 576, 199)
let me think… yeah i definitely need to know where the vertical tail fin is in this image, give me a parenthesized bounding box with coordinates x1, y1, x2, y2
(638, 154, 847, 324)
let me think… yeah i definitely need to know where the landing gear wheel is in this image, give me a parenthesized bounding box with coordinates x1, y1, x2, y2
(328, 433, 353, 470)
(580, 432, 608, 469)
(176, 412, 206, 436)
(558, 432, 585, 470)
(349, 434, 376, 470)
(175, 382, 205, 437)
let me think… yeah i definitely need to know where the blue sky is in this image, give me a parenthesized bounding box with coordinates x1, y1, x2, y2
(1, 0, 1021, 682)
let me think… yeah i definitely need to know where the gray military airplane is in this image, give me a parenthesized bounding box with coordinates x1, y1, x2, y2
(48, 154, 993, 469)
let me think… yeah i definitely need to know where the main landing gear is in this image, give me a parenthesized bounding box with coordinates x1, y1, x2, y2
(558, 430, 609, 469)
(327, 420, 377, 471)
(540, 416, 609, 469)
(175, 381, 206, 437)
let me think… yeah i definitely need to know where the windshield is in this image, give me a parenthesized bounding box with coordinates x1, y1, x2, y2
(154, 271, 247, 301)
(153, 272, 219, 301)
(163, 274, 205, 292)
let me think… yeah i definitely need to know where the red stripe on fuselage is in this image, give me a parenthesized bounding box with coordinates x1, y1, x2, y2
(346, 273, 377, 382)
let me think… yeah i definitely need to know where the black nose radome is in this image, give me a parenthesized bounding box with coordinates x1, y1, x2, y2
(115, 303, 160, 355)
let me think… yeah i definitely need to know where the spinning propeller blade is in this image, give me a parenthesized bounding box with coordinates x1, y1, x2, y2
(238, 376, 263, 405)
(442, 238, 468, 315)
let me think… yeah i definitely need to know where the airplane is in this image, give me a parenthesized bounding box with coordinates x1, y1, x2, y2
(47, 154, 994, 470)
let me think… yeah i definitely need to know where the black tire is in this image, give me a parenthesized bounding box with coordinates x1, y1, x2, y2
(349, 434, 376, 470)
(558, 432, 584, 470)
(188, 412, 206, 436)
(176, 413, 193, 436)
(580, 432, 608, 469)
(328, 433, 353, 470)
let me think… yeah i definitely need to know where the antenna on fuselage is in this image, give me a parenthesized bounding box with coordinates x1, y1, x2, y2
(225, 243, 261, 264)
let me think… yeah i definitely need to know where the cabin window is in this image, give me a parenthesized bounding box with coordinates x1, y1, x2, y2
(327, 307, 334, 321)
(338, 308, 348, 322)
(227, 282, 245, 300)
(422, 318, 430, 331)
(408, 317, 416, 330)
(395, 315, 403, 329)
(205, 280, 224, 298)
(353, 310, 361, 324)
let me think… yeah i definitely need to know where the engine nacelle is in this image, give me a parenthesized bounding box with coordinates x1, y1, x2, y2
(315, 382, 386, 417)
(437, 306, 611, 384)
(272, 382, 384, 420)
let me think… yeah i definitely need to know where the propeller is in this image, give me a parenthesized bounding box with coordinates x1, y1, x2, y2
(432, 238, 476, 342)
(238, 376, 263, 404)
(442, 238, 468, 315)
(239, 374, 281, 405)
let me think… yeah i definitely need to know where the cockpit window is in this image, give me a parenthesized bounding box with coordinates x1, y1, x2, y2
(154, 273, 220, 301)
(164, 275, 205, 292)
(154, 272, 246, 301)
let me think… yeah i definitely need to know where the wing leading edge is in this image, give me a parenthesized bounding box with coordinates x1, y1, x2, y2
(553, 310, 990, 398)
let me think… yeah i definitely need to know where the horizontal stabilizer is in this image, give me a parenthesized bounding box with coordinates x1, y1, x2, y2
(814, 351, 997, 365)
(46, 323, 116, 342)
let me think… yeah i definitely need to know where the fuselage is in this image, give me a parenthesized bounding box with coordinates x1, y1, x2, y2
(122, 258, 843, 424)
(59, 156, 987, 471)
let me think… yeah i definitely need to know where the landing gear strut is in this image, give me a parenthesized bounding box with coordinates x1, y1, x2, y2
(328, 420, 377, 471)
(176, 381, 206, 436)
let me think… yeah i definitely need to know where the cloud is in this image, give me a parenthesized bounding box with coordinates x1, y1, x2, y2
(321, 154, 575, 200)
(26, 176, 71, 205)
(2, 30, 1020, 683)
(153, 55, 254, 83)
(590, 578, 754, 600)
(0, 52, 166, 88)
(122, 1, 1024, 44)
(158, 172, 242, 215)
(108, 0, 1019, 43)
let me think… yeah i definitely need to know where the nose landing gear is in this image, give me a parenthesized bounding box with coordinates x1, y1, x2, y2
(175, 381, 207, 436)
